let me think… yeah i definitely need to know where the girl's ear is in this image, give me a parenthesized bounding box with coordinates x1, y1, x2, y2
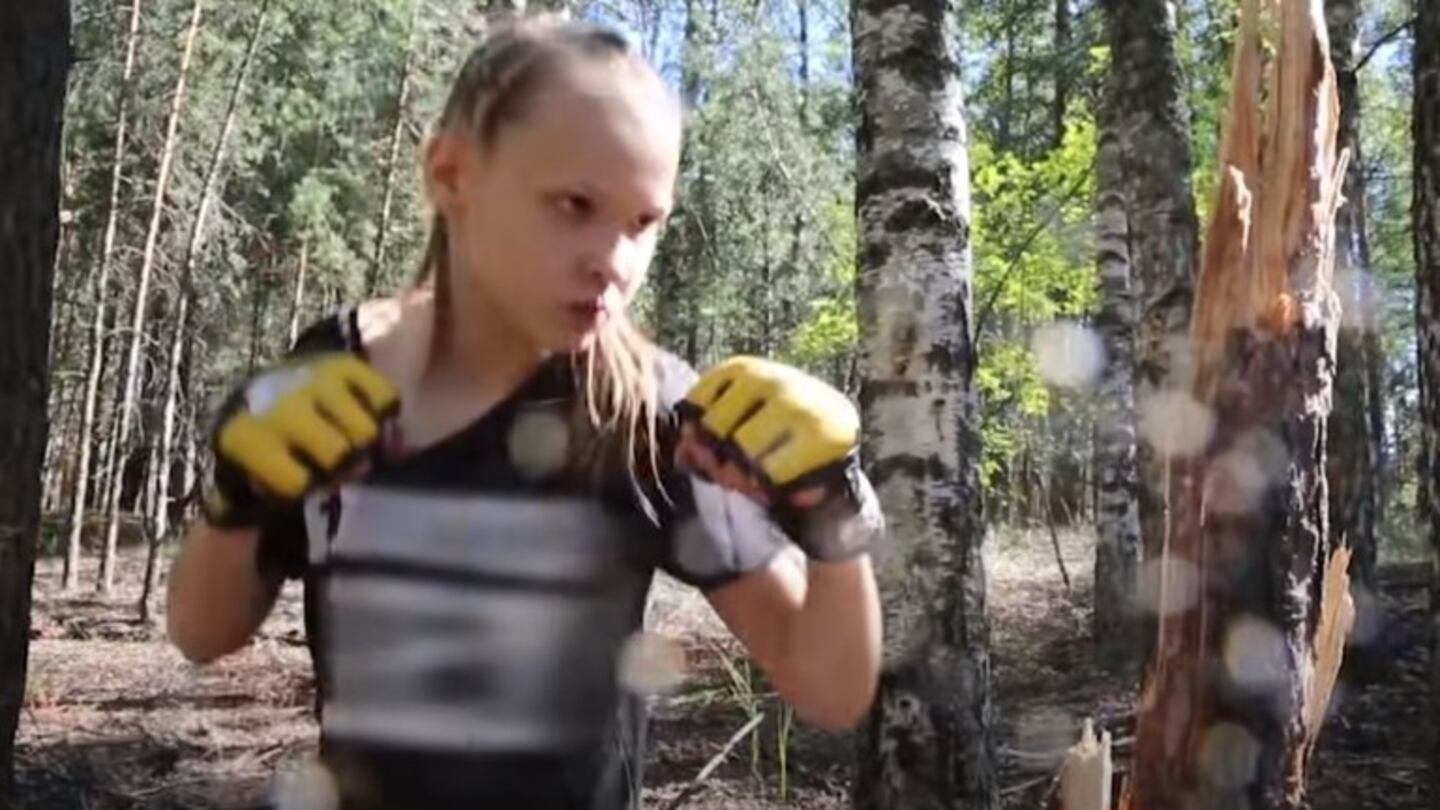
(424, 130, 465, 217)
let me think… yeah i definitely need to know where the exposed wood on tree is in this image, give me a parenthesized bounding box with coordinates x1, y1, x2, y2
(1061, 719, 1113, 810)
(1124, 1, 1354, 807)
(852, 0, 997, 807)
(0, 0, 70, 793)
(98, 0, 206, 594)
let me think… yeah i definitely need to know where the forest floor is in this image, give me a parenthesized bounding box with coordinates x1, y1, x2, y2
(13, 528, 1433, 809)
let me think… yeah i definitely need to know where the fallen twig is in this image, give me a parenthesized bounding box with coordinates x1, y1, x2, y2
(1002, 773, 1052, 796)
(662, 712, 767, 810)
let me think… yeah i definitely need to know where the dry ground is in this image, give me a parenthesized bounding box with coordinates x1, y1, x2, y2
(13, 529, 1433, 808)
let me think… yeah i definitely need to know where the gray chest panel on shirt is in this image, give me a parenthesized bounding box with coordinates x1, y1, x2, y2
(304, 485, 650, 754)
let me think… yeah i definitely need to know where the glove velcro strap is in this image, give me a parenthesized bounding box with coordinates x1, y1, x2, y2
(772, 455, 879, 562)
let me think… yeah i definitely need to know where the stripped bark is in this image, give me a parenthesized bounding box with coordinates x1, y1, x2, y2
(853, 0, 997, 807)
(1125, 2, 1353, 807)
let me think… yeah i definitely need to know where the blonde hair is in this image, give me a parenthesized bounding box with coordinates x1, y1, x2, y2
(415, 14, 666, 482)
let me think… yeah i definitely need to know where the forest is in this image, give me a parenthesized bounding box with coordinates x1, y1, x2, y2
(0, 0, 1436, 807)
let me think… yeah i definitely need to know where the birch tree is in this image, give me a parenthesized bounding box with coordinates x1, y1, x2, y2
(853, 0, 997, 806)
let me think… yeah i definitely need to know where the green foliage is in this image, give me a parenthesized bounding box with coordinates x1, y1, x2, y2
(971, 106, 1097, 491)
(1177, 0, 1239, 218)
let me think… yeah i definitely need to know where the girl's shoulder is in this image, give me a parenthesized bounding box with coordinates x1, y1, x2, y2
(290, 291, 432, 376)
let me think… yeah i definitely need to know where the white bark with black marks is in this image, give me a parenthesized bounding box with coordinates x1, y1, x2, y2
(1091, 87, 1141, 665)
(1102, 0, 1200, 557)
(852, 0, 997, 807)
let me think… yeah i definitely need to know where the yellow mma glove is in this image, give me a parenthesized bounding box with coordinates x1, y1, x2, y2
(678, 356, 873, 561)
(203, 353, 399, 528)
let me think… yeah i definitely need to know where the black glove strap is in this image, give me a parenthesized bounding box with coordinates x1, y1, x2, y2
(772, 454, 878, 562)
(201, 384, 270, 530)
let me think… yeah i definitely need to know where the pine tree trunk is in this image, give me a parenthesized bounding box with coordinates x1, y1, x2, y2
(181, 397, 199, 517)
(0, 0, 70, 793)
(651, 0, 706, 354)
(1053, 0, 1070, 149)
(1411, 0, 1440, 797)
(1126, 2, 1352, 806)
(367, 1, 417, 296)
(852, 0, 997, 806)
(99, 0, 205, 594)
(1105, 0, 1200, 560)
(64, 0, 144, 592)
(1091, 86, 1142, 665)
(1324, 0, 1379, 588)
(151, 0, 266, 559)
(41, 207, 77, 517)
(95, 356, 126, 516)
(289, 240, 309, 346)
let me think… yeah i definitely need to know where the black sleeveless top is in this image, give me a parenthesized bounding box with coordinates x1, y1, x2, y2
(255, 310, 789, 809)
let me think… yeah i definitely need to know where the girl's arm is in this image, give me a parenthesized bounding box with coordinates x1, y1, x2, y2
(166, 522, 282, 663)
(706, 549, 882, 731)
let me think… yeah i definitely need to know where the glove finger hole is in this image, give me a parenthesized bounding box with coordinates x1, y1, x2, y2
(753, 430, 793, 466)
(346, 378, 400, 421)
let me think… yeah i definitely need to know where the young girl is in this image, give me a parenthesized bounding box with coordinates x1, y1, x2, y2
(166, 15, 883, 810)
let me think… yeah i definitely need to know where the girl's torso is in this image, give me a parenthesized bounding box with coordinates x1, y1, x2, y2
(257, 295, 787, 809)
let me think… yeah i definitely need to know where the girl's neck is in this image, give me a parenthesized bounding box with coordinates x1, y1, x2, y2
(425, 284, 550, 400)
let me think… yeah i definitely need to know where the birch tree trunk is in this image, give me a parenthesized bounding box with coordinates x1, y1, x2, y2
(852, 0, 997, 806)
(1410, 0, 1440, 796)
(1105, 0, 1201, 559)
(63, 0, 144, 592)
(98, 0, 205, 594)
(1092, 85, 1142, 665)
(0, 0, 70, 792)
(1126, 2, 1353, 807)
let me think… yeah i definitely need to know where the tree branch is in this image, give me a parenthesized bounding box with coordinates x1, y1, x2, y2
(974, 165, 1094, 340)
(1355, 18, 1414, 73)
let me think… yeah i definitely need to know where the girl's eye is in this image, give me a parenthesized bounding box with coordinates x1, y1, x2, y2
(630, 212, 661, 235)
(556, 193, 594, 220)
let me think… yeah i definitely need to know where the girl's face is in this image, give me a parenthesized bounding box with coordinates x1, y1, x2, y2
(426, 57, 682, 354)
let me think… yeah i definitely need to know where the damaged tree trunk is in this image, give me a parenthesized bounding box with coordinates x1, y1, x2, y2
(1124, 1, 1355, 808)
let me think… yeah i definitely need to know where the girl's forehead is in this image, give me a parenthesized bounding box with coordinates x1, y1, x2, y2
(490, 61, 681, 184)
